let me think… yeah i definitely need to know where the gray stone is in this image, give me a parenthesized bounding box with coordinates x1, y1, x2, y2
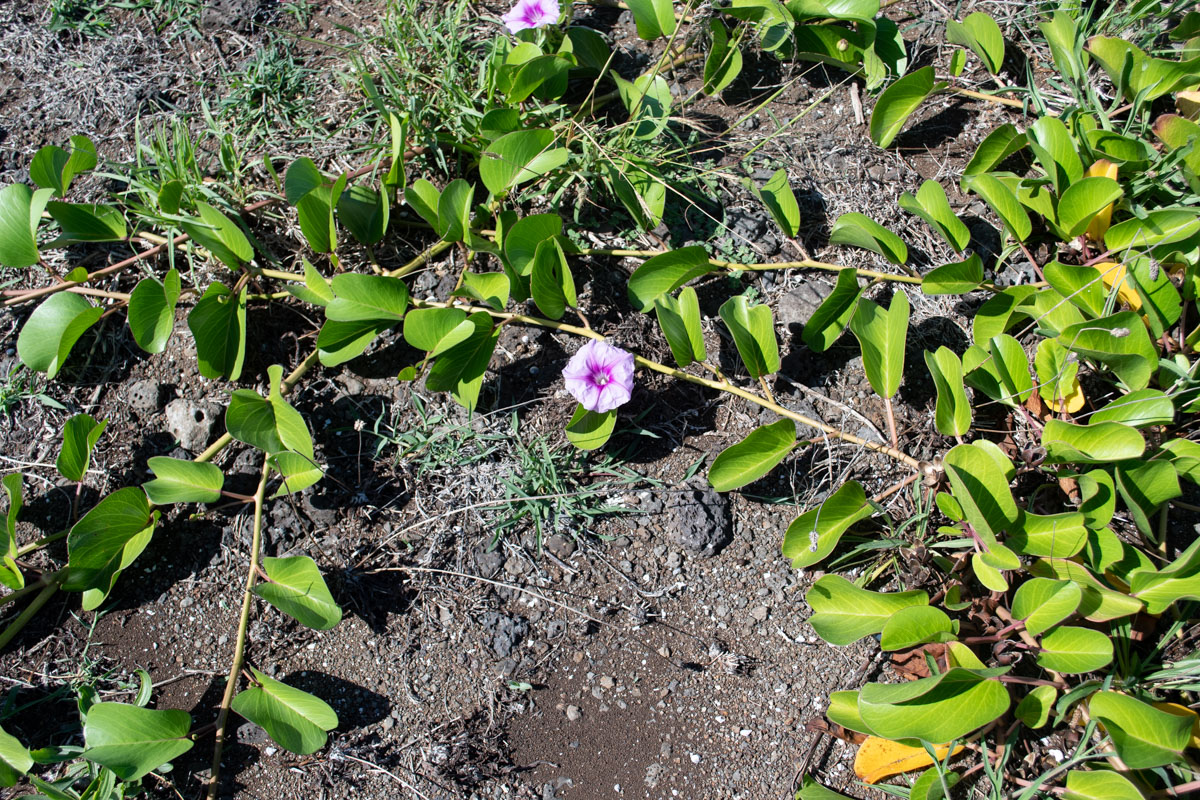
(127, 379, 161, 413)
(666, 478, 732, 557)
(776, 281, 834, 328)
(546, 534, 577, 560)
(478, 612, 528, 657)
(164, 399, 220, 452)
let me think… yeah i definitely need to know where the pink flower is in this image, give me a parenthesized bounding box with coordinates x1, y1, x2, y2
(501, 0, 560, 33)
(563, 339, 634, 413)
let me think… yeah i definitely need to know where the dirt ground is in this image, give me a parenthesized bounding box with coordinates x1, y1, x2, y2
(0, 1, 1016, 798)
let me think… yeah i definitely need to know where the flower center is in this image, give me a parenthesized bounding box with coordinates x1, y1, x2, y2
(592, 369, 611, 386)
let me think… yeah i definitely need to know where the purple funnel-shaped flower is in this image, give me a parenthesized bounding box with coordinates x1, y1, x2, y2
(501, 0, 560, 33)
(563, 339, 634, 413)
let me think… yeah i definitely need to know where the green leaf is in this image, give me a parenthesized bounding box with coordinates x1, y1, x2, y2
(128, 268, 181, 354)
(782, 481, 873, 569)
(703, 19, 744, 95)
(751, 169, 801, 238)
(654, 286, 706, 368)
(479, 130, 568, 196)
(269, 451, 324, 497)
(1088, 691, 1191, 768)
(226, 365, 313, 458)
(802, 268, 861, 351)
(796, 776, 854, 800)
(942, 442, 1018, 542)
(858, 667, 1010, 742)
(565, 404, 618, 451)
(614, 73, 673, 139)
(1115, 460, 1180, 537)
(57, 413, 107, 483)
(1057, 312, 1158, 390)
(253, 556, 341, 630)
(0, 184, 50, 268)
(911, 767, 961, 800)
(1027, 116, 1084, 195)
(1105, 209, 1200, 253)
(1057, 177, 1124, 239)
(530, 237, 576, 320)
(326, 274, 409, 322)
(287, 260, 334, 307)
(900, 180, 970, 252)
(425, 313, 500, 411)
(626, 0, 676, 39)
(869, 66, 938, 148)
(849, 292, 908, 399)
(143, 457, 223, 505)
(1042, 420, 1145, 464)
(0, 724, 32, 787)
(453, 271, 511, 312)
(946, 12, 1005, 74)
(436, 178, 473, 243)
(46, 202, 126, 244)
(403, 308, 474, 357)
(17, 292, 104, 379)
(988, 333, 1034, 406)
(1037, 626, 1113, 674)
(1014, 685, 1057, 729)
(1030, 559, 1144, 622)
(973, 285, 1035, 342)
(82, 703, 192, 781)
(964, 174, 1032, 241)
(880, 605, 956, 650)
(504, 213, 562, 276)
(828, 212, 908, 264)
(187, 282, 247, 381)
(825, 690, 872, 736)
(506, 55, 571, 103)
(296, 173, 345, 254)
(404, 179, 441, 228)
(604, 162, 667, 230)
(29, 135, 97, 198)
(924, 347, 971, 437)
(719, 295, 780, 379)
(231, 668, 338, 755)
(65, 487, 157, 610)
(337, 183, 389, 245)
(1063, 769, 1147, 800)
(1130, 537, 1200, 614)
(1039, 12, 1084, 82)
(961, 124, 1026, 187)
(1086, 36, 1200, 102)
(182, 202, 253, 268)
(805, 574, 928, 645)
(709, 420, 797, 492)
(920, 254, 983, 296)
(1034, 338, 1081, 412)
(316, 319, 393, 367)
(1009, 511, 1087, 558)
(1162, 439, 1200, 485)
(284, 157, 325, 203)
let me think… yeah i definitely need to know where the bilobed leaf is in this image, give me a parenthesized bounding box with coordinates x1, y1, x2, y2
(254, 556, 341, 630)
(270, 451, 324, 498)
(326, 274, 409, 322)
(530, 237, 575, 320)
(829, 213, 908, 264)
(703, 19, 743, 95)
(1030, 559, 1145, 622)
(64, 487, 157, 610)
(628, 247, 714, 313)
(82, 703, 192, 781)
(752, 169, 801, 238)
(961, 124, 1026, 186)
(849, 292, 908, 399)
(900, 180, 970, 252)
(989, 334, 1033, 406)
(1042, 420, 1145, 464)
(879, 605, 956, 650)
(924, 347, 971, 437)
(453, 271, 510, 311)
(188, 282, 247, 381)
(1088, 691, 1191, 768)
(565, 404, 617, 451)
(336, 183, 389, 245)
(718, 295, 780, 379)
(231, 668, 338, 755)
(436, 178, 473, 243)
(869, 66, 939, 148)
(0, 184, 50, 268)
(626, 0, 676, 40)
(1086, 36, 1200, 102)
(1008, 511, 1087, 558)
(654, 286, 706, 367)
(614, 73, 672, 139)
(479, 129, 568, 196)
(17, 292, 105, 379)
(796, 776, 854, 800)
(181, 202, 253, 268)
(46, 202, 127, 244)
(964, 174, 1032, 241)
(142, 457, 223, 505)
(1129, 536, 1200, 614)
(1115, 459, 1181, 538)
(1034, 338, 1083, 413)
(128, 268, 181, 353)
(942, 442, 1018, 542)
(284, 157, 325, 203)
(57, 413, 108, 483)
(287, 260, 333, 307)
(783, 481, 873, 569)
(858, 668, 1010, 742)
(946, 12, 1005, 74)
(29, 135, 96, 198)
(1027, 116, 1084, 194)
(316, 319, 393, 367)
(1105, 209, 1200, 253)
(803, 268, 861, 351)
(503, 213, 562, 276)
(922, 254, 984, 295)
(1037, 626, 1113, 674)
(1057, 177, 1124, 239)
(403, 308, 474, 357)
(1015, 685, 1057, 729)
(404, 179, 440, 228)
(1057, 312, 1158, 391)
(426, 313, 500, 411)
(805, 574, 929, 645)
(709, 420, 797, 492)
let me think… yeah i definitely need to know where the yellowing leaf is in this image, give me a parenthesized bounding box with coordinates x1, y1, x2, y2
(1084, 160, 1119, 241)
(1095, 262, 1142, 310)
(853, 736, 963, 784)
(1154, 702, 1200, 749)
(1048, 374, 1085, 413)
(1178, 90, 1200, 120)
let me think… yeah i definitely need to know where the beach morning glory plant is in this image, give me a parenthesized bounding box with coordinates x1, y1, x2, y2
(563, 339, 635, 413)
(502, 0, 560, 33)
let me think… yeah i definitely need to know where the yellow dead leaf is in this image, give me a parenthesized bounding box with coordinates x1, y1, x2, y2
(1048, 374, 1085, 413)
(1153, 702, 1200, 749)
(1084, 160, 1120, 242)
(1095, 262, 1142, 311)
(853, 736, 963, 784)
(1178, 90, 1200, 120)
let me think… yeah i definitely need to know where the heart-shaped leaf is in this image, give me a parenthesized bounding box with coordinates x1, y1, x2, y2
(143, 457, 224, 505)
(1088, 691, 1191, 768)
(806, 574, 929, 645)
(82, 703, 192, 781)
(1036, 626, 1113, 674)
(709, 419, 797, 492)
(253, 556, 341, 630)
(17, 292, 105, 379)
(188, 282, 247, 381)
(869, 66, 938, 148)
(850, 291, 908, 399)
(565, 404, 617, 451)
(231, 668, 338, 755)
(946, 12, 1005, 74)
(858, 667, 1010, 742)
(829, 213, 908, 265)
(719, 295, 780, 379)
(128, 269, 181, 354)
(783, 481, 873, 570)
(57, 413, 108, 483)
(65, 487, 157, 610)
